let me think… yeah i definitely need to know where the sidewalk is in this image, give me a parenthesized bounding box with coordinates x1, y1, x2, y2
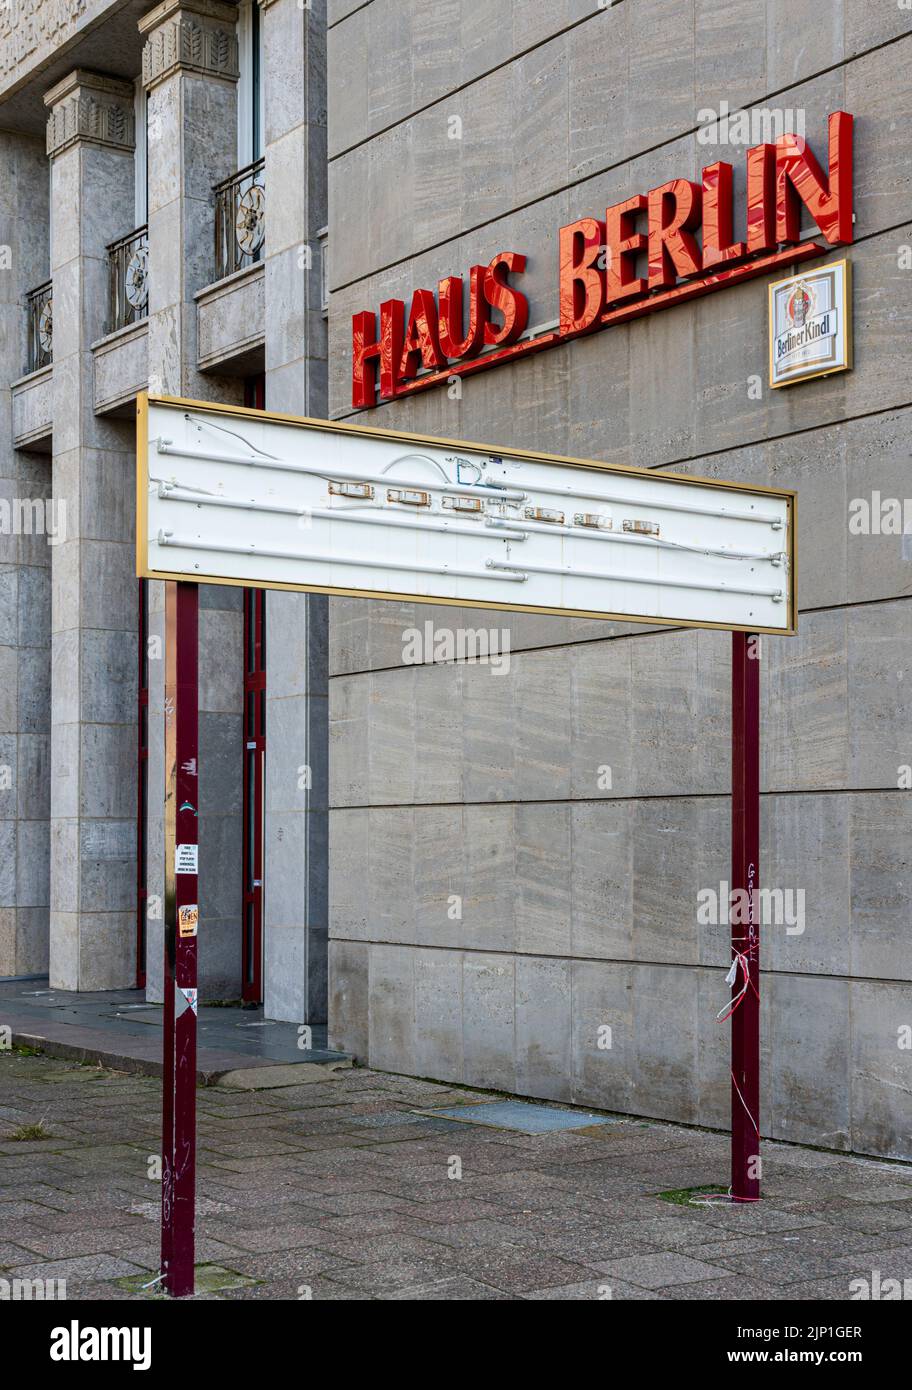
(0, 978, 350, 1086)
(2, 1047, 911, 1300)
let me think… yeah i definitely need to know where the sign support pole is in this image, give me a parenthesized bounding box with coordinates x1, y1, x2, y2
(161, 580, 199, 1295)
(731, 631, 761, 1202)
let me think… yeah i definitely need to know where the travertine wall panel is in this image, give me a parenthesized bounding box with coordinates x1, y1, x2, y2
(326, 8, 912, 1158)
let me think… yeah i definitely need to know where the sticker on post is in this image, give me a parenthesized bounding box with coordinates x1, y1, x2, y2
(174, 983, 198, 1018)
(178, 904, 198, 938)
(175, 985, 198, 1017)
(175, 843, 198, 874)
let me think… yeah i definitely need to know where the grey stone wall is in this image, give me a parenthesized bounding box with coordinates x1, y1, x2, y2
(325, 3, 912, 1158)
(0, 136, 52, 978)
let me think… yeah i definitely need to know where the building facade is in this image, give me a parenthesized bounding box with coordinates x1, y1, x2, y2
(323, 0, 912, 1162)
(1, 0, 910, 1162)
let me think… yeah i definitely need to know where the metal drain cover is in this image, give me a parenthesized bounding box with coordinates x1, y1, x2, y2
(418, 1100, 615, 1134)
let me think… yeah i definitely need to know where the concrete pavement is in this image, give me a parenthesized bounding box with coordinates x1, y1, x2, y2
(2, 1048, 912, 1300)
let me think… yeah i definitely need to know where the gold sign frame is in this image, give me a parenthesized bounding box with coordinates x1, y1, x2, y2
(137, 392, 798, 636)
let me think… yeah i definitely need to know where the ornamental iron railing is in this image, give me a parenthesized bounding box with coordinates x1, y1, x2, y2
(214, 157, 265, 281)
(107, 225, 149, 334)
(26, 280, 53, 372)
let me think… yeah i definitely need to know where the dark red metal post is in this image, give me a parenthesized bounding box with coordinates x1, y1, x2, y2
(241, 588, 266, 1004)
(161, 580, 199, 1295)
(242, 378, 267, 1003)
(136, 578, 149, 989)
(731, 631, 761, 1201)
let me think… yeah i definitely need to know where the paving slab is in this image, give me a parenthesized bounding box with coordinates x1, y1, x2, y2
(319, 1256, 458, 1292)
(695, 1247, 859, 1283)
(595, 1252, 736, 1289)
(660, 1275, 788, 1301)
(524, 1278, 660, 1300)
(417, 1100, 617, 1134)
(384, 1275, 512, 1300)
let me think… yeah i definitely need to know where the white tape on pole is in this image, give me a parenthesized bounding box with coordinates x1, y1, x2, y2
(138, 395, 795, 634)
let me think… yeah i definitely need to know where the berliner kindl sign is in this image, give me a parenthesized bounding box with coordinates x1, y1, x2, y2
(138, 394, 796, 635)
(769, 260, 852, 388)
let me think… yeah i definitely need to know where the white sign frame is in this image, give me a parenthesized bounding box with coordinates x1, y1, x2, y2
(137, 394, 796, 635)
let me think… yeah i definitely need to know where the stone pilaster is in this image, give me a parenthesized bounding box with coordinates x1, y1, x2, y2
(258, 0, 326, 416)
(263, 590, 329, 1024)
(0, 132, 52, 977)
(139, 0, 241, 400)
(140, 0, 244, 1003)
(44, 71, 138, 989)
(259, 0, 328, 1024)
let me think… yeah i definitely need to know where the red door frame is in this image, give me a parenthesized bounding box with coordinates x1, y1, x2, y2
(241, 375, 266, 1003)
(242, 587, 266, 1003)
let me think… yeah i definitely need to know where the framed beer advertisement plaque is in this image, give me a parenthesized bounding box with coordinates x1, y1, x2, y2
(769, 259, 852, 388)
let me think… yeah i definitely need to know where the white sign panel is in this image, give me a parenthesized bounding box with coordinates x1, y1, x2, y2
(769, 259, 852, 388)
(138, 395, 795, 634)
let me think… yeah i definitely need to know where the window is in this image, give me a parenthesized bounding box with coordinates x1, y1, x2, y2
(237, 0, 264, 167)
(134, 78, 148, 226)
(317, 225, 329, 315)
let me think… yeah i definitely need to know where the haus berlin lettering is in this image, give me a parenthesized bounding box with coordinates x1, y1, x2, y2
(352, 112, 853, 408)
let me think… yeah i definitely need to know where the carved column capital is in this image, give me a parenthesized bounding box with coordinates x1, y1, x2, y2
(139, 0, 240, 91)
(43, 70, 136, 158)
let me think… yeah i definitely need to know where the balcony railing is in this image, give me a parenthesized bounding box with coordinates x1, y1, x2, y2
(26, 280, 53, 373)
(107, 225, 149, 334)
(214, 157, 265, 282)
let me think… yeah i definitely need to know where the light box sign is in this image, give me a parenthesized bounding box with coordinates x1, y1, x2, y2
(351, 112, 853, 408)
(138, 395, 795, 634)
(769, 260, 852, 387)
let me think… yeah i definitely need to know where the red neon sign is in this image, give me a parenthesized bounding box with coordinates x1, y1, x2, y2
(352, 112, 853, 408)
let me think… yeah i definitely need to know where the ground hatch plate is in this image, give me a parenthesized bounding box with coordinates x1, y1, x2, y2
(416, 1100, 617, 1134)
